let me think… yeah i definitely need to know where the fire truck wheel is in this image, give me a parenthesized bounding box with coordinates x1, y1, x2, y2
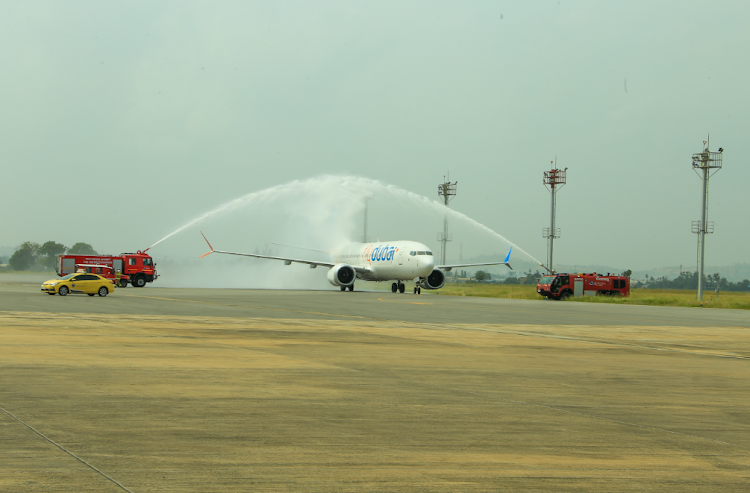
(58, 286, 69, 296)
(560, 291, 572, 300)
(119, 280, 128, 288)
(98, 287, 109, 297)
(132, 276, 146, 288)
(611, 291, 621, 298)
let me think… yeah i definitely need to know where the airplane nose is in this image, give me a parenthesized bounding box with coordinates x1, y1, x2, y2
(425, 256, 435, 270)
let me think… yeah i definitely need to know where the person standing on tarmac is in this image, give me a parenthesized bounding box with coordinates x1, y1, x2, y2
(115, 269, 122, 288)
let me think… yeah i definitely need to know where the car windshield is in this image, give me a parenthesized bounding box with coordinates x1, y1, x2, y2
(60, 274, 76, 280)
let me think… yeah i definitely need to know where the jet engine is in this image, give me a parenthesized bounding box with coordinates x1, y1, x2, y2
(418, 268, 446, 290)
(327, 264, 356, 287)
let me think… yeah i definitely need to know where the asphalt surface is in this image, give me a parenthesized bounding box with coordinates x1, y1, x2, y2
(1, 273, 749, 492)
(2, 273, 749, 328)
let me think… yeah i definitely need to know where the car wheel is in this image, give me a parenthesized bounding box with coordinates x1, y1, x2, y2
(88, 293, 95, 297)
(58, 286, 69, 296)
(98, 287, 108, 297)
(47, 292, 55, 295)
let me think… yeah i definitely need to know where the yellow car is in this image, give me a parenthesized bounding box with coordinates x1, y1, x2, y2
(41, 273, 114, 297)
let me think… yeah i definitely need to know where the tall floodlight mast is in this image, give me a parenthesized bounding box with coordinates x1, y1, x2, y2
(691, 138, 723, 301)
(542, 162, 567, 273)
(437, 177, 457, 265)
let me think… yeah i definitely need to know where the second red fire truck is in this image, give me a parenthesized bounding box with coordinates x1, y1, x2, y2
(56, 250, 158, 287)
(537, 273, 630, 300)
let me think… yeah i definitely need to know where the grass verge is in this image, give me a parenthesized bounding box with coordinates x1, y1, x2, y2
(436, 284, 750, 310)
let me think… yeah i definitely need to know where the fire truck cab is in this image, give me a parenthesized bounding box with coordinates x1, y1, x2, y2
(537, 273, 630, 300)
(57, 250, 157, 288)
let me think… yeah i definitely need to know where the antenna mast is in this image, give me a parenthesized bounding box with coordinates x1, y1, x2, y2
(542, 161, 566, 273)
(691, 138, 723, 301)
(437, 175, 457, 265)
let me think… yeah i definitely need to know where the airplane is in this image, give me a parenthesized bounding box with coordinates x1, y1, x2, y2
(199, 232, 512, 294)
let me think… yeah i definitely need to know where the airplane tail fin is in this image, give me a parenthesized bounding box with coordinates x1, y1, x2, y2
(199, 231, 214, 258)
(503, 246, 512, 264)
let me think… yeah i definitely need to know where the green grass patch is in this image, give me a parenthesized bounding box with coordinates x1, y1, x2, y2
(436, 284, 750, 310)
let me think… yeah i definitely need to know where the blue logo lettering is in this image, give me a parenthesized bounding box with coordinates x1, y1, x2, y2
(369, 244, 396, 262)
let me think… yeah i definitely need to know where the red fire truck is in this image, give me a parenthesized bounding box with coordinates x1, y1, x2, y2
(537, 273, 630, 300)
(56, 250, 157, 288)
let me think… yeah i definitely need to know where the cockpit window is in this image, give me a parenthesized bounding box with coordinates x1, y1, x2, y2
(426, 252, 432, 256)
(410, 251, 416, 256)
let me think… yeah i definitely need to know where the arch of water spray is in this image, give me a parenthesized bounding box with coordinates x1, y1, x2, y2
(148, 175, 544, 267)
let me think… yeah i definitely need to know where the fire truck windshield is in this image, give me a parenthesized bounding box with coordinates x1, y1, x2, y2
(540, 276, 555, 284)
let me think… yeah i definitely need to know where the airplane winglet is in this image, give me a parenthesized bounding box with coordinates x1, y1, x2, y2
(503, 246, 512, 264)
(199, 231, 214, 258)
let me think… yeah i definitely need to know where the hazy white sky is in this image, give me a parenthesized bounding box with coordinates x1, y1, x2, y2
(1, 0, 748, 271)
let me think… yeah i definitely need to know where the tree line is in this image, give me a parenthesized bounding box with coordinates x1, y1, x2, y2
(5, 241, 97, 271)
(639, 271, 750, 292)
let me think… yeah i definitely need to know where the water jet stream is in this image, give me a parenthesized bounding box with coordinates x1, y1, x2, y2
(148, 175, 544, 267)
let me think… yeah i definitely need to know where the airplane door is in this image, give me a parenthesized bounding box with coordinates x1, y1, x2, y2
(398, 252, 403, 265)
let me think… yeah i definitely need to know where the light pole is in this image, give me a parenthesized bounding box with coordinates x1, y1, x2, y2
(542, 162, 566, 273)
(691, 139, 723, 301)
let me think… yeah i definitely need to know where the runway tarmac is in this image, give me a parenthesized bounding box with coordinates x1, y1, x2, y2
(2, 273, 749, 328)
(1, 274, 749, 491)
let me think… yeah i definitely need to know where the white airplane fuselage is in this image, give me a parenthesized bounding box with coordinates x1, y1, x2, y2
(199, 231, 511, 292)
(332, 240, 435, 282)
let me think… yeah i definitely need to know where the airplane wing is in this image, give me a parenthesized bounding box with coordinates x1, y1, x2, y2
(437, 247, 513, 271)
(199, 232, 372, 274)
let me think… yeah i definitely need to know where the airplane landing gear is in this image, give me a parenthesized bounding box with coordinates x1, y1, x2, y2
(413, 286, 421, 295)
(341, 286, 346, 291)
(392, 282, 398, 293)
(398, 282, 405, 293)
(348, 284, 354, 292)
(392, 282, 406, 293)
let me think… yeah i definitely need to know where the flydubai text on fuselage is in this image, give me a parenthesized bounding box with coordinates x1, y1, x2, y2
(199, 232, 512, 293)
